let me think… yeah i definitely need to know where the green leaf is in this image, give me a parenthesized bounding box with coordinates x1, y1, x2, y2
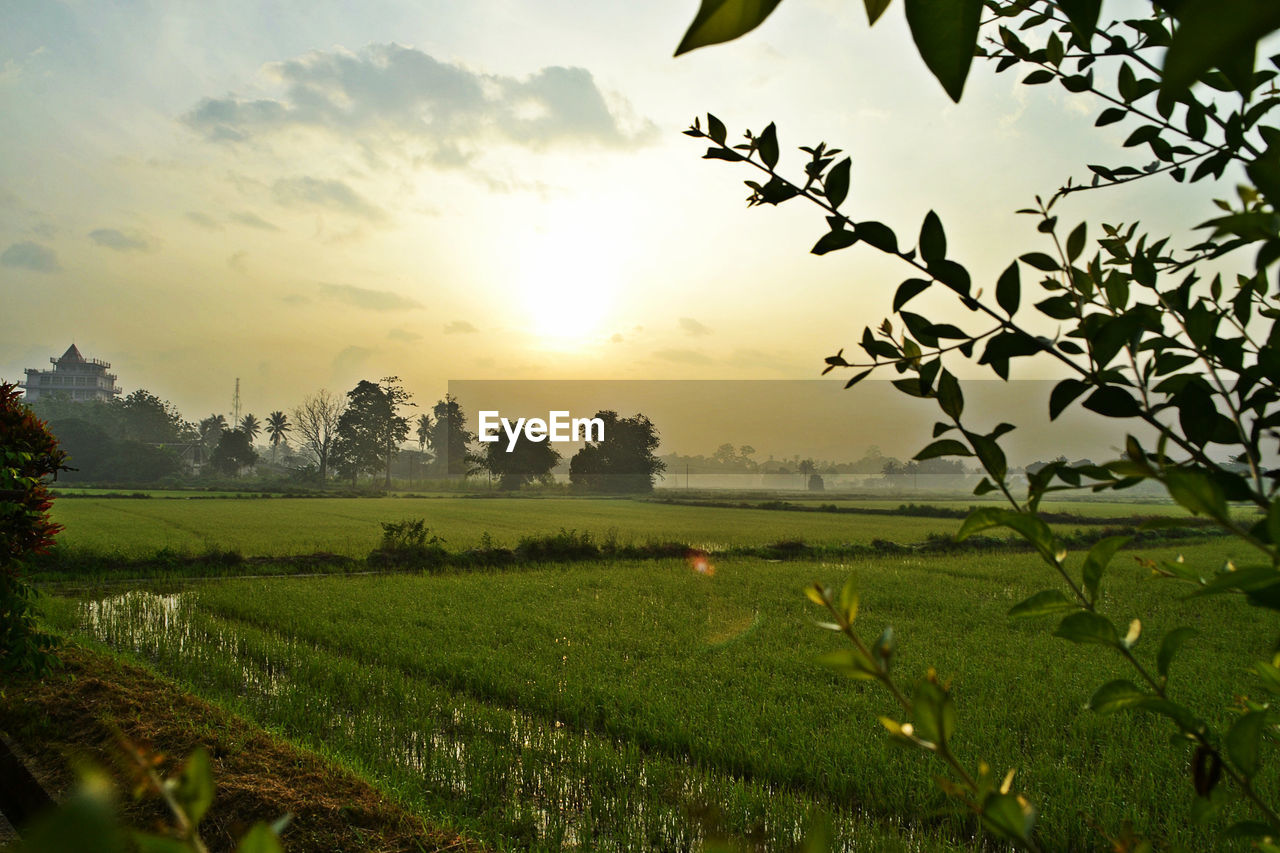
(936, 369, 963, 419)
(1008, 589, 1077, 619)
(1164, 468, 1228, 519)
(856, 220, 899, 253)
(915, 439, 971, 460)
(816, 648, 880, 680)
(1267, 498, 1280, 545)
(675, 0, 785, 56)
(838, 575, 859, 623)
(1161, 0, 1280, 95)
(844, 368, 874, 388)
(812, 229, 859, 255)
(894, 278, 931, 310)
(824, 157, 852, 208)
(912, 678, 954, 745)
(1081, 535, 1131, 602)
(174, 748, 215, 826)
(1095, 107, 1126, 126)
(903, 0, 983, 103)
(863, 0, 892, 24)
(1054, 611, 1119, 647)
(1089, 679, 1148, 713)
(1020, 252, 1060, 271)
(706, 113, 727, 145)
(956, 507, 1005, 540)
(1227, 711, 1267, 778)
(1057, 0, 1101, 44)
(966, 431, 1007, 481)
(756, 122, 780, 169)
(919, 210, 946, 262)
(980, 791, 1036, 842)
(1049, 379, 1088, 420)
(1158, 627, 1198, 678)
(1082, 386, 1141, 418)
(1065, 222, 1087, 261)
(996, 262, 1020, 315)
(236, 823, 285, 853)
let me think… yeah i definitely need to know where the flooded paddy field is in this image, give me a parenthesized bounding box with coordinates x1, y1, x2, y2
(41, 541, 1276, 850)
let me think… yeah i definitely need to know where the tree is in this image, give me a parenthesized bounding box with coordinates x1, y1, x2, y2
(427, 395, 475, 478)
(266, 410, 290, 463)
(475, 429, 561, 491)
(333, 378, 412, 490)
(197, 414, 227, 459)
(681, 1, 1280, 846)
(569, 411, 666, 493)
(208, 429, 257, 476)
(113, 389, 190, 444)
(1, 382, 66, 675)
(416, 413, 431, 455)
(239, 413, 261, 444)
(292, 390, 343, 482)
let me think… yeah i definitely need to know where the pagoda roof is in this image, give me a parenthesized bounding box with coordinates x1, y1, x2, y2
(60, 343, 84, 362)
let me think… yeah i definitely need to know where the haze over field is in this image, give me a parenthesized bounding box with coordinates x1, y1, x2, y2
(1, 0, 1231, 427)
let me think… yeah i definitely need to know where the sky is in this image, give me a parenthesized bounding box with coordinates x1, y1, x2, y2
(0, 0, 1242, 456)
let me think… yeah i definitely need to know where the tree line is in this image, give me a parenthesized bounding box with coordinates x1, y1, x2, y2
(28, 379, 667, 493)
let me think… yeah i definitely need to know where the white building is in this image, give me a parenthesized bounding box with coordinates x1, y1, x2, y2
(22, 343, 120, 402)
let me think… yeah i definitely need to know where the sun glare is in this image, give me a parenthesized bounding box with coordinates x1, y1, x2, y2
(514, 218, 619, 351)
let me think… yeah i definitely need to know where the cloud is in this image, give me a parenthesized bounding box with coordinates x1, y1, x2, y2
(316, 282, 421, 311)
(1, 241, 59, 272)
(610, 333, 624, 343)
(229, 210, 280, 231)
(388, 328, 421, 342)
(332, 345, 372, 376)
(186, 211, 221, 229)
(228, 250, 248, 275)
(272, 176, 385, 221)
(654, 348, 713, 365)
(443, 320, 477, 334)
(89, 227, 152, 252)
(678, 317, 712, 336)
(182, 44, 655, 166)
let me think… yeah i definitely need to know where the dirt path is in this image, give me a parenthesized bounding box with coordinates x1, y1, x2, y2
(0, 645, 484, 853)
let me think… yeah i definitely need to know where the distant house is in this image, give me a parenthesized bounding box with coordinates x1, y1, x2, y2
(21, 343, 120, 402)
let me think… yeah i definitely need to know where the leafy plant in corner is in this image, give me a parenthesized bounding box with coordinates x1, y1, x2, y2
(9, 739, 287, 853)
(678, 0, 1280, 847)
(0, 382, 67, 680)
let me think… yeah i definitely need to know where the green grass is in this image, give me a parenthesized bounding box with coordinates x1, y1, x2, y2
(47, 495, 1155, 561)
(48, 539, 1276, 851)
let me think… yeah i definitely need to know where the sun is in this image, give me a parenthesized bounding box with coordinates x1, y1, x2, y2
(513, 218, 619, 351)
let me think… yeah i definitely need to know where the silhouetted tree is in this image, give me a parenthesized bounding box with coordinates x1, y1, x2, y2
(209, 429, 257, 476)
(476, 429, 560, 491)
(428, 395, 475, 478)
(569, 411, 665, 493)
(292, 390, 343, 482)
(239, 413, 261, 444)
(266, 411, 290, 463)
(333, 378, 412, 489)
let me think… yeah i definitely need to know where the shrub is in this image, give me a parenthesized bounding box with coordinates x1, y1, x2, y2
(1, 382, 67, 677)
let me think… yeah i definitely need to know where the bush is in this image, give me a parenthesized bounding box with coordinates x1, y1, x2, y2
(369, 518, 447, 568)
(1, 382, 67, 677)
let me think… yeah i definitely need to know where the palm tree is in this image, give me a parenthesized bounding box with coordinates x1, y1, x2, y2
(414, 413, 431, 488)
(199, 414, 227, 447)
(266, 410, 291, 463)
(239, 414, 261, 444)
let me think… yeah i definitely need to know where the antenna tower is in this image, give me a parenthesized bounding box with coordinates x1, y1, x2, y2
(232, 378, 241, 426)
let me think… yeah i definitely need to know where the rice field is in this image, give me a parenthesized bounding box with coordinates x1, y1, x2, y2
(45, 537, 1276, 851)
(46, 495, 1146, 560)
